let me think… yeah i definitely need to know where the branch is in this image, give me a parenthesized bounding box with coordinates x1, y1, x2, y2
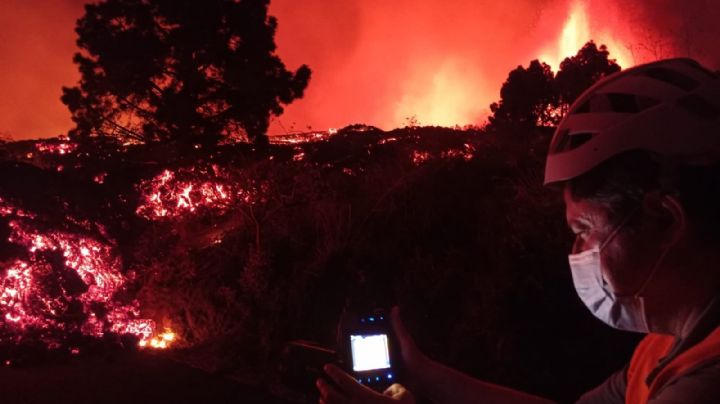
(99, 114, 145, 142)
(149, 81, 165, 99)
(114, 95, 164, 134)
(116, 95, 155, 119)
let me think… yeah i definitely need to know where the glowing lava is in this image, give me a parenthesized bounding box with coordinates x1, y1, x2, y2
(136, 166, 263, 221)
(34, 137, 77, 156)
(0, 197, 167, 349)
(269, 131, 333, 145)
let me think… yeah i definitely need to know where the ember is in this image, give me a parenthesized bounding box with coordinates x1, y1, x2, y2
(377, 137, 398, 145)
(411, 150, 432, 166)
(93, 172, 107, 184)
(292, 150, 306, 162)
(441, 143, 475, 161)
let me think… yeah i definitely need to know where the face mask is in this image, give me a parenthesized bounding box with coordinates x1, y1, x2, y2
(568, 207, 668, 333)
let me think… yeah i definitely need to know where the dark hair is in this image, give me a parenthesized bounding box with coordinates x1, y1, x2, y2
(567, 150, 720, 244)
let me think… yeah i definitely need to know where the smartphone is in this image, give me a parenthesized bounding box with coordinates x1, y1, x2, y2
(339, 309, 399, 391)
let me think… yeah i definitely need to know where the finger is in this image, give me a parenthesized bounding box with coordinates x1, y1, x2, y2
(382, 383, 406, 397)
(383, 383, 414, 402)
(316, 377, 348, 404)
(323, 363, 372, 397)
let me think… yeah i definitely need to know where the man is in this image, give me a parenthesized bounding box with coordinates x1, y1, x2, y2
(317, 58, 720, 403)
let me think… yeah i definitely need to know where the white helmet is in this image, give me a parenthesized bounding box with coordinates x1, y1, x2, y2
(544, 58, 720, 185)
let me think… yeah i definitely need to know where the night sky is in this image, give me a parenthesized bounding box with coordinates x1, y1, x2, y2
(1, 0, 718, 140)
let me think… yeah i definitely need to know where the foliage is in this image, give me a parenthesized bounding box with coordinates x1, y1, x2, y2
(489, 60, 558, 128)
(555, 41, 622, 110)
(61, 0, 311, 145)
(489, 41, 623, 130)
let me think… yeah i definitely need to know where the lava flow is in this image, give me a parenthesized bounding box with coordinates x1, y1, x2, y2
(0, 197, 171, 350)
(136, 165, 262, 221)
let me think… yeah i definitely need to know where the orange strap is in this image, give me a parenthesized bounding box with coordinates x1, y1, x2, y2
(626, 327, 720, 404)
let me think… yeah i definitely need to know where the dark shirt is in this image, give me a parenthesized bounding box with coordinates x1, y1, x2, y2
(577, 296, 720, 404)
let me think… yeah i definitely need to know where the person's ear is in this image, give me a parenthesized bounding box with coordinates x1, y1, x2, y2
(658, 194, 687, 247)
(641, 192, 686, 247)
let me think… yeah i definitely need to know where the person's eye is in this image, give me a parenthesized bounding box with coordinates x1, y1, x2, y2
(570, 227, 586, 236)
(573, 229, 591, 241)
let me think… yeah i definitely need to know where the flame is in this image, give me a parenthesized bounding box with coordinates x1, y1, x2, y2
(138, 329, 175, 349)
(539, 0, 632, 70)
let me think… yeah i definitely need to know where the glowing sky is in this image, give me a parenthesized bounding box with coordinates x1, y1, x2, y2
(0, 0, 718, 139)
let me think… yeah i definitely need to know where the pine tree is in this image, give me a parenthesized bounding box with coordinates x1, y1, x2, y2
(62, 0, 311, 145)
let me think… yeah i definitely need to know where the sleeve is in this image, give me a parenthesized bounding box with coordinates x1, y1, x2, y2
(649, 361, 720, 404)
(575, 365, 627, 404)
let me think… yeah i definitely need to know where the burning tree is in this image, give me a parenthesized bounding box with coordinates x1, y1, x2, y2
(61, 0, 311, 145)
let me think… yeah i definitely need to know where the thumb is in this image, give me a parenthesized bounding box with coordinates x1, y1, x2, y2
(383, 383, 415, 403)
(391, 306, 417, 352)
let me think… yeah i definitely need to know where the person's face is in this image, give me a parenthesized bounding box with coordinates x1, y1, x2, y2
(563, 186, 664, 296)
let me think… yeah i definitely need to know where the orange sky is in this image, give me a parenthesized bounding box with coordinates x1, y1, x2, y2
(1, 0, 718, 140)
(0, 0, 84, 139)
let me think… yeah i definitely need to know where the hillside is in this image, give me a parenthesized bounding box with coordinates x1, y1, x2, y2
(0, 126, 640, 403)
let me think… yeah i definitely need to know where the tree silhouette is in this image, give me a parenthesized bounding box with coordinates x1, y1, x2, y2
(488, 41, 623, 130)
(61, 0, 311, 145)
(489, 60, 558, 128)
(555, 41, 621, 111)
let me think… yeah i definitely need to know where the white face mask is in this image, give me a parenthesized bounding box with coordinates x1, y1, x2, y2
(568, 207, 668, 333)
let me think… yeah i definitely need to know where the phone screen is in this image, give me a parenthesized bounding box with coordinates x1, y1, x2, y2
(350, 333, 391, 372)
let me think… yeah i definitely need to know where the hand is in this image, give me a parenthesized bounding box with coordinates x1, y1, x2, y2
(390, 306, 428, 378)
(316, 363, 415, 404)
